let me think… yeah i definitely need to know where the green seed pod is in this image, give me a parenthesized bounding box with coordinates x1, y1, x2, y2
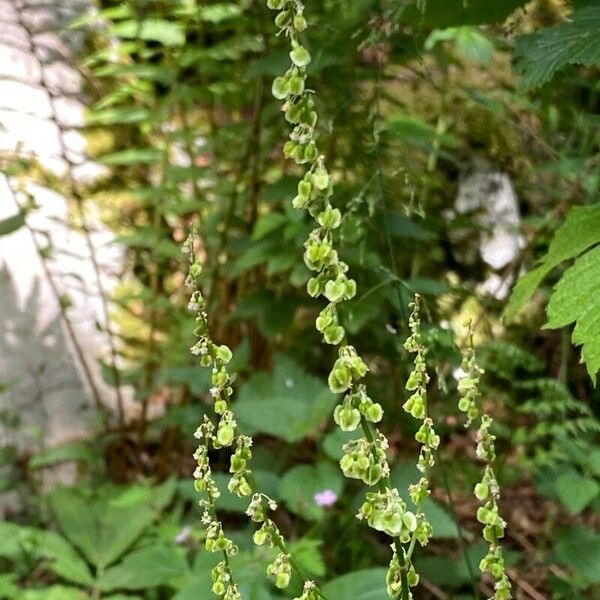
(474, 482, 489, 500)
(312, 168, 329, 190)
(293, 13, 307, 31)
(290, 45, 311, 67)
(324, 325, 345, 345)
(304, 141, 318, 163)
(288, 75, 305, 96)
(266, 0, 285, 9)
(275, 9, 292, 28)
(272, 76, 290, 100)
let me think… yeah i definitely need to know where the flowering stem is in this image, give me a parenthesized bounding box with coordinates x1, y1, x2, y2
(360, 419, 409, 600)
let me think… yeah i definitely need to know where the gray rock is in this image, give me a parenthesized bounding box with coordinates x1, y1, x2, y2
(0, 0, 19, 23)
(53, 95, 85, 127)
(0, 80, 52, 117)
(42, 61, 82, 95)
(0, 22, 29, 49)
(0, 42, 42, 84)
(0, 108, 62, 156)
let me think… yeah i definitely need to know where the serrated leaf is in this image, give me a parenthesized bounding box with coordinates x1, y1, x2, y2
(506, 204, 600, 320)
(514, 7, 600, 88)
(545, 244, 600, 381)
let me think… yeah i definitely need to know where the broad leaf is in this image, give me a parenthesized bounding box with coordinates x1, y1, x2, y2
(554, 470, 600, 514)
(235, 356, 336, 442)
(280, 462, 344, 521)
(555, 526, 600, 583)
(50, 488, 155, 569)
(515, 7, 600, 88)
(100, 545, 188, 591)
(38, 531, 95, 587)
(17, 586, 88, 600)
(506, 204, 600, 320)
(323, 568, 388, 600)
(546, 244, 600, 381)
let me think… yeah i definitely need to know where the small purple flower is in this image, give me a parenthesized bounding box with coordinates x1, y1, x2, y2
(314, 489, 338, 507)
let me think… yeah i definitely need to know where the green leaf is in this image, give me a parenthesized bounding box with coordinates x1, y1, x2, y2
(555, 526, 600, 583)
(426, 27, 494, 64)
(455, 27, 494, 64)
(322, 568, 388, 599)
(198, 3, 242, 23)
(159, 366, 211, 396)
(49, 488, 155, 569)
(175, 551, 278, 600)
(236, 356, 336, 443)
(196, 470, 279, 513)
(99, 148, 164, 166)
(112, 19, 185, 46)
(0, 211, 26, 237)
(545, 244, 600, 381)
(229, 290, 299, 338)
(29, 442, 96, 469)
(100, 545, 188, 591)
(0, 522, 29, 560)
(252, 213, 288, 240)
(505, 204, 600, 320)
(554, 470, 600, 514)
(288, 539, 326, 577)
(38, 531, 95, 587)
(322, 429, 356, 461)
(88, 106, 153, 125)
(17, 586, 88, 600)
(390, 462, 460, 538)
(280, 462, 343, 521)
(514, 7, 600, 88)
(0, 573, 18, 597)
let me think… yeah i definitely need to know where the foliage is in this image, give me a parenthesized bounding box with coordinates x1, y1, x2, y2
(1, 1, 600, 600)
(506, 204, 600, 381)
(514, 6, 600, 89)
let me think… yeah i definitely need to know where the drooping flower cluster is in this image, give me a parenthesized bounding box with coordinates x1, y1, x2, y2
(403, 298, 438, 541)
(458, 338, 512, 600)
(184, 232, 323, 599)
(266, 3, 437, 598)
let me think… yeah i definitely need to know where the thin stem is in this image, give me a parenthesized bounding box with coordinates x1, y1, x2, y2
(360, 419, 409, 600)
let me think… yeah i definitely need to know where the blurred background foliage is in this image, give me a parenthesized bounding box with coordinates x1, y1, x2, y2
(1, 0, 600, 598)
